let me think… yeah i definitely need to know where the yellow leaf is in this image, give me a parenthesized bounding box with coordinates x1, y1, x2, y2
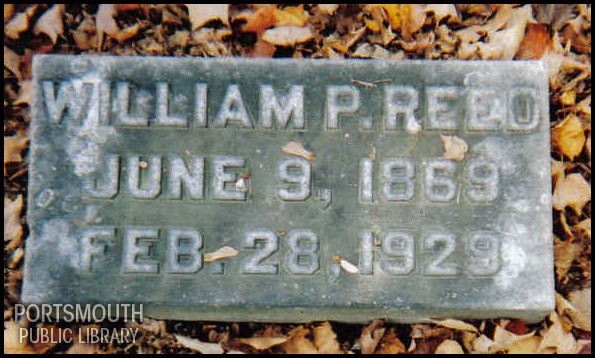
(313, 322, 342, 354)
(4, 4, 15, 23)
(280, 326, 318, 354)
(5, 6, 37, 40)
(440, 135, 469, 161)
(359, 319, 385, 354)
(507, 336, 542, 354)
(262, 26, 313, 46)
(560, 90, 576, 106)
(539, 312, 577, 354)
(554, 238, 581, 281)
(568, 288, 591, 332)
(552, 114, 586, 160)
(365, 18, 381, 33)
(435, 339, 464, 354)
(203, 246, 239, 263)
(432, 319, 478, 333)
(33, 4, 65, 44)
(552, 173, 591, 214)
(186, 4, 229, 30)
(274, 5, 308, 27)
(4, 195, 23, 245)
(4, 320, 35, 354)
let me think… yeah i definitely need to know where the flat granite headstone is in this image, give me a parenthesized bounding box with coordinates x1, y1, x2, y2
(23, 56, 554, 323)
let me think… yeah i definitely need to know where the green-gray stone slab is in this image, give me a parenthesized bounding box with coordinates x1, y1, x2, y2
(23, 56, 554, 323)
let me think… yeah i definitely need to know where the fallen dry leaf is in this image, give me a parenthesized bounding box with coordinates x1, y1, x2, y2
(4, 46, 22, 79)
(5, 6, 37, 40)
(552, 114, 586, 160)
(375, 327, 406, 354)
(432, 319, 478, 333)
(507, 336, 542, 354)
(554, 237, 582, 282)
(552, 173, 591, 214)
(175, 334, 224, 354)
(425, 4, 459, 24)
(66, 342, 99, 354)
(472, 334, 496, 354)
(233, 336, 288, 351)
(493, 325, 536, 353)
(186, 4, 229, 30)
(372, 4, 426, 41)
(14, 81, 32, 106)
(279, 326, 318, 354)
(4, 195, 23, 245)
(478, 5, 532, 60)
(515, 23, 552, 59)
(568, 288, 591, 332)
(4, 132, 29, 176)
(4, 320, 35, 354)
(203, 246, 239, 263)
(318, 4, 339, 16)
(274, 6, 308, 27)
(359, 319, 385, 354)
(282, 141, 315, 161)
(95, 4, 118, 47)
(241, 5, 277, 33)
(262, 26, 313, 46)
(33, 4, 65, 44)
(434, 339, 464, 354)
(337, 257, 360, 274)
(539, 312, 578, 354)
(440, 135, 468, 161)
(4, 4, 15, 23)
(313, 322, 342, 354)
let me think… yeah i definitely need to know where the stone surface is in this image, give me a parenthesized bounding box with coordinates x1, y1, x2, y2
(23, 56, 554, 323)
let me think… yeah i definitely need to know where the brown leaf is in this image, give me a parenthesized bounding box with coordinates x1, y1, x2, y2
(554, 237, 581, 281)
(568, 288, 591, 332)
(242, 5, 277, 33)
(186, 4, 229, 30)
(505, 319, 528, 335)
(282, 141, 315, 161)
(3, 320, 35, 354)
(175, 334, 224, 354)
(478, 5, 532, 60)
(552, 173, 591, 214)
(5, 6, 37, 40)
(262, 26, 313, 46)
(66, 342, 99, 354)
(247, 38, 276, 58)
(313, 322, 342, 354)
(515, 24, 551, 59)
(375, 327, 406, 354)
(432, 319, 478, 333)
(233, 336, 288, 351)
(552, 114, 586, 160)
(507, 336, 542, 354)
(203, 246, 239, 263)
(440, 135, 468, 161)
(4, 132, 29, 176)
(4, 46, 22, 79)
(4, 195, 23, 246)
(33, 4, 65, 44)
(425, 4, 459, 23)
(96, 4, 119, 48)
(279, 326, 318, 354)
(14, 81, 32, 106)
(539, 312, 578, 354)
(359, 320, 385, 354)
(435, 339, 464, 354)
